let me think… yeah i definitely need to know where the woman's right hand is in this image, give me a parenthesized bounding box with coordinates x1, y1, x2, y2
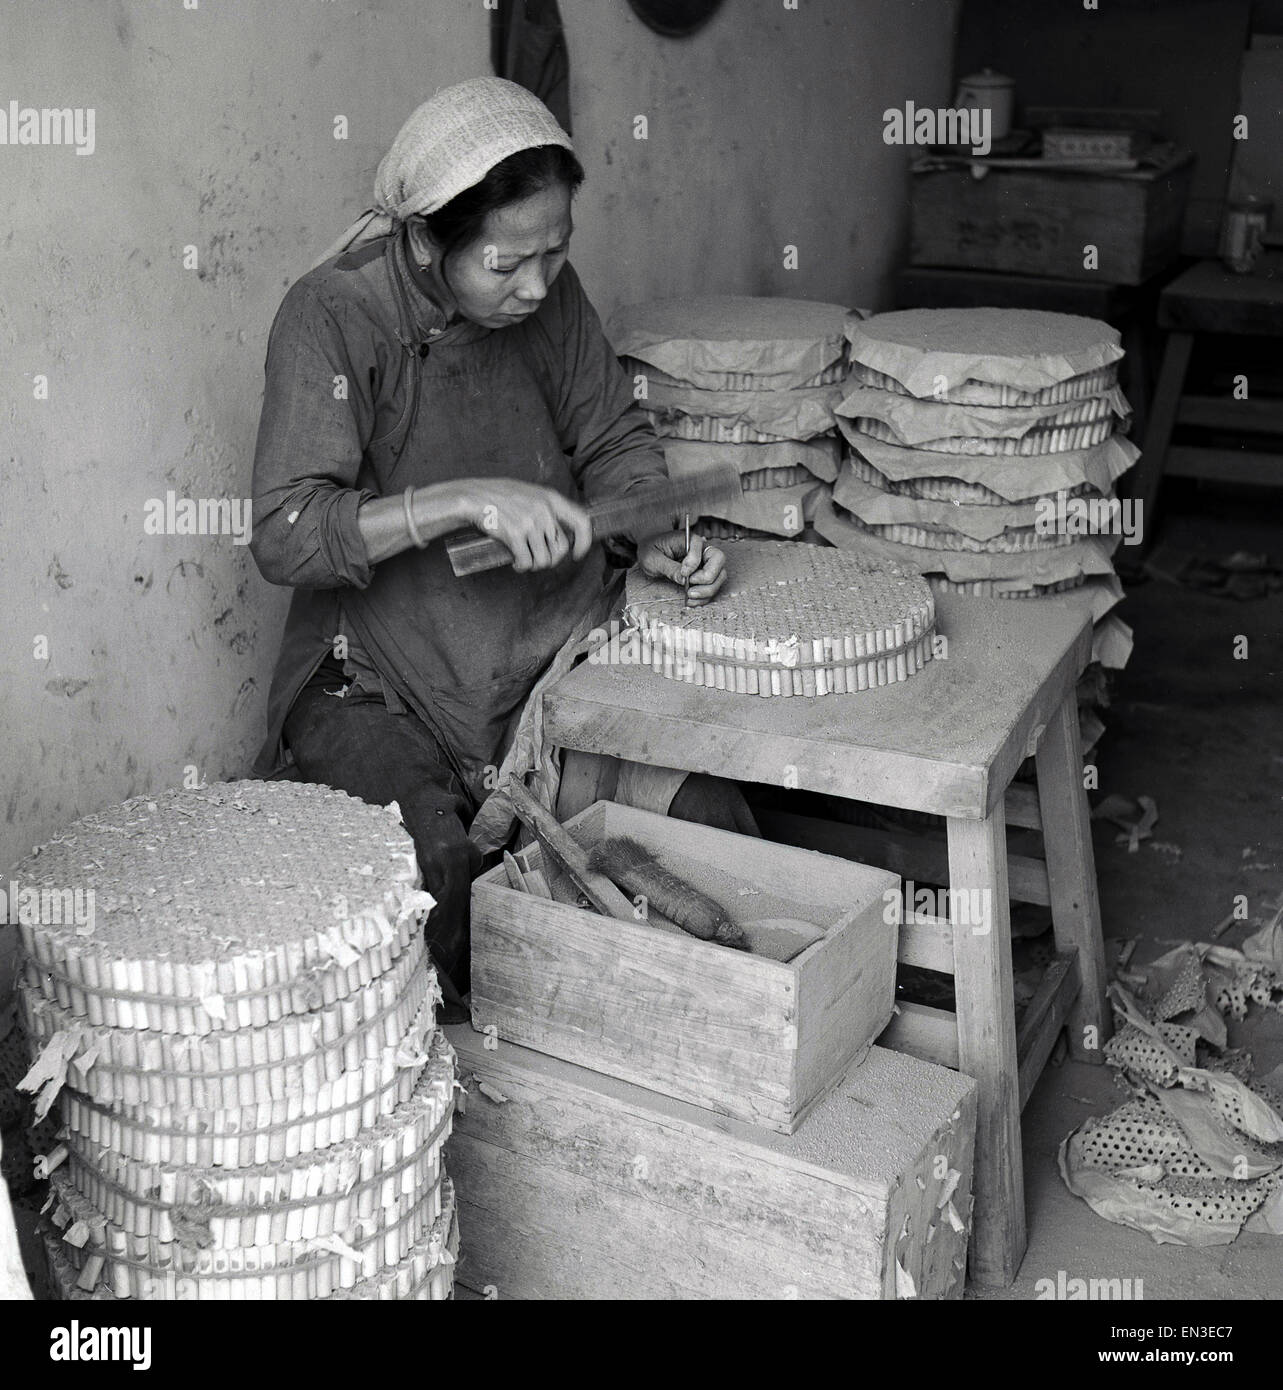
(456, 479, 593, 573)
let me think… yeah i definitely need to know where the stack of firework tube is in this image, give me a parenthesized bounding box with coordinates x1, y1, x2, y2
(610, 295, 855, 541)
(814, 307, 1138, 755)
(623, 537, 936, 697)
(15, 780, 458, 1300)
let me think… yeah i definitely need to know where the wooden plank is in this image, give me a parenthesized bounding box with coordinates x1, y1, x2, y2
(898, 913, 954, 975)
(1158, 252, 1283, 335)
(545, 688, 983, 820)
(447, 1025, 977, 1300)
(754, 808, 1051, 907)
(1165, 446, 1283, 487)
(1176, 395, 1283, 435)
(878, 1001, 960, 1070)
(1004, 783, 1043, 832)
(453, 1137, 880, 1300)
(505, 779, 634, 921)
(792, 887, 900, 1118)
(1035, 695, 1110, 1063)
(1134, 328, 1193, 539)
(555, 750, 619, 821)
(947, 811, 1025, 1287)
(1017, 952, 1081, 1111)
(471, 800, 899, 1133)
(1118, 316, 1152, 461)
(982, 624, 1093, 817)
(543, 593, 1092, 821)
(1015, 952, 1076, 1062)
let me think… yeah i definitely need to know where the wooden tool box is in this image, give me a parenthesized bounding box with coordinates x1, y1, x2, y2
(447, 1024, 977, 1300)
(470, 799, 899, 1134)
(910, 148, 1193, 284)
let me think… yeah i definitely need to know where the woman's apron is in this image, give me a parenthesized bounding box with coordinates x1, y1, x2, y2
(338, 296, 613, 810)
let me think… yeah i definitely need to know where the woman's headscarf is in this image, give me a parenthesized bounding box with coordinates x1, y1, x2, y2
(312, 76, 574, 271)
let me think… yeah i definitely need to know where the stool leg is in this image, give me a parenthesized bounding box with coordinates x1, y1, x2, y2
(1119, 317, 1150, 472)
(1035, 692, 1110, 1062)
(1135, 329, 1193, 553)
(948, 810, 1026, 1287)
(555, 751, 620, 820)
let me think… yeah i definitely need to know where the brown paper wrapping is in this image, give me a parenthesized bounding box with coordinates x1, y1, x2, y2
(836, 384, 1128, 446)
(698, 480, 823, 538)
(660, 435, 841, 484)
(813, 494, 1120, 584)
(844, 308, 1123, 398)
(643, 380, 842, 442)
(609, 295, 852, 390)
(841, 429, 1138, 502)
(848, 361, 1119, 408)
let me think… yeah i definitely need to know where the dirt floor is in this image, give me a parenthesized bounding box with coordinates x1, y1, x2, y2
(3, 490, 1280, 1303)
(969, 496, 1283, 1301)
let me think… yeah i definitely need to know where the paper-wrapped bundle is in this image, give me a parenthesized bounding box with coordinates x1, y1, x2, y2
(661, 436, 841, 486)
(610, 296, 858, 536)
(833, 465, 1135, 551)
(660, 439, 825, 537)
(643, 379, 843, 444)
(848, 360, 1120, 407)
(612, 295, 852, 391)
(833, 512, 1075, 554)
(837, 385, 1127, 456)
(825, 307, 1137, 727)
(835, 313, 1130, 554)
(840, 431, 1138, 506)
(844, 308, 1123, 402)
(15, 780, 457, 1301)
(813, 493, 1121, 587)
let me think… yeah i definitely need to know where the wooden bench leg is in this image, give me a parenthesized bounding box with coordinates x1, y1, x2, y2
(948, 810, 1026, 1287)
(1119, 316, 1151, 466)
(1035, 693, 1110, 1063)
(1135, 328, 1193, 553)
(555, 750, 619, 820)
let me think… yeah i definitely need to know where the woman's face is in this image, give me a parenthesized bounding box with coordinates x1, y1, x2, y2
(443, 182, 573, 329)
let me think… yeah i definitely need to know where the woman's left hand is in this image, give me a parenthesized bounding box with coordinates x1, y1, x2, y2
(637, 530, 726, 605)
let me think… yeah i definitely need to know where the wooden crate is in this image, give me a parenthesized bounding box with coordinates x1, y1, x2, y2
(446, 1024, 977, 1300)
(910, 150, 1194, 284)
(470, 799, 899, 1134)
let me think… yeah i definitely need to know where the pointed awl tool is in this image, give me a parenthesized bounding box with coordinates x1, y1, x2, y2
(683, 511, 692, 608)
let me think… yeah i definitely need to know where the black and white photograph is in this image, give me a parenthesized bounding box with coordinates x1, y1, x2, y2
(1, 0, 1280, 1344)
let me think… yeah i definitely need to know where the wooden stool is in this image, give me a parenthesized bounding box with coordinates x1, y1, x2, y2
(1134, 252, 1283, 548)
(544, 592, 1109, 1288)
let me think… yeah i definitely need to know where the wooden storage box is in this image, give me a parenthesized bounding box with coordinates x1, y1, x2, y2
(446, 1024, 977, 1300)
(909, 150, 1193, 284)
(470, 799, 899, 1134)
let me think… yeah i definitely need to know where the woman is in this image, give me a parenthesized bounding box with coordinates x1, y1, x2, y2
(250, 78, 740, 1019)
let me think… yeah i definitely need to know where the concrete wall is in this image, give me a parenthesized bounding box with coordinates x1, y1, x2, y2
(0, 0, 958, 908)
(955, 0, 1253, 256)
(561, 0, 960, 320)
